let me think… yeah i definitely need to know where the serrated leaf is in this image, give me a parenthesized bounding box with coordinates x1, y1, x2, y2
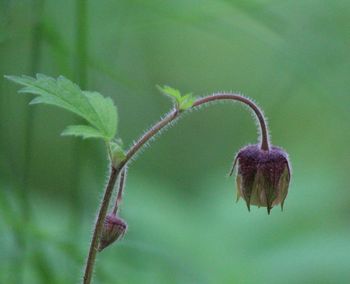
(5, 74, 118, 141)
(157, 85, 182, 101)
(84, 91, 118, 140)
(157, 84, 195, 111)
(61, 125, 108, 140)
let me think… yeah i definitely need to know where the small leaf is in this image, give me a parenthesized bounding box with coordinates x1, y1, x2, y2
(157, 85, 182, 102)
(157, 85, 195, 110)
(110, 141, 126, 166)
(179, 93, 195, 110)
(61, 125, 108, 140)
(5, 74, 118, 141)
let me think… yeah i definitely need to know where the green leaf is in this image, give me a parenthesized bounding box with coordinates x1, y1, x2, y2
(61, 125, 108, 140)
(83, 91, 118, 140)
(156, 85, 182, 101)
(179, 93, 196, 110)
(5, 74, 118, 141)
(109, 141, 126, 166)
(157, 85, 195, 111)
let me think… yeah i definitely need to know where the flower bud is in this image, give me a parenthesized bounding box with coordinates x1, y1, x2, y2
(98, 213, 127, 252)
(232, 144, 291, 214)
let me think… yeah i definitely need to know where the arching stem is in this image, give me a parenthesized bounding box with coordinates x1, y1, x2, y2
(193, 94, 269, 151)
(83, 93, 269, 284)
(125, 108, 180, 161)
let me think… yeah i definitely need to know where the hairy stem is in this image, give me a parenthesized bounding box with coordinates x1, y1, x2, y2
(193, 94, 269, 151)
(83, 110, 180, 284)
(83, 166, 119, 284)
(83, 93, 269, 283)
(125, 109, 180, 160)
(112, 168, 127, 215)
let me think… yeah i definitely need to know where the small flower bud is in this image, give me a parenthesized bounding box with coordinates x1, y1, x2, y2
(232, 144, 291, 214)
(98, 213, 127, 252)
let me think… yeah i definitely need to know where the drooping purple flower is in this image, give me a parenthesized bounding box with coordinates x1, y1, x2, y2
(232, 144, 291, 214)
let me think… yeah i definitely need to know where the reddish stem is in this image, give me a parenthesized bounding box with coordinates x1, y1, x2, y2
(83, 93, 269, 284)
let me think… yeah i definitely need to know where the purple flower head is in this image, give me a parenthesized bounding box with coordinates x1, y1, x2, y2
(232, 144, 291, 214)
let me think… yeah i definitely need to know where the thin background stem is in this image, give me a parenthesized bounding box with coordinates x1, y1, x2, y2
(76, 0, 88, 89)
(15, 1, 44, 283)
(71, 0, 88, 231)
(22, 0, 44, 226)
(83, 93, 270, 284)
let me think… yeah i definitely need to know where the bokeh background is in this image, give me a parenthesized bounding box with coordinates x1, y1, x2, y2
(1, 0, 350, 283)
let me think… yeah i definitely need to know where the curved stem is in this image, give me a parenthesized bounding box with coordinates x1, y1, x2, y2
(83, 93, 269, 283)
(125, 109, 180, 161)
(193, 94, 269, 151)
(126, 93, 269, 161)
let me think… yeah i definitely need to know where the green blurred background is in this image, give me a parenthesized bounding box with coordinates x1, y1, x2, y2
(1, 0, 349, 283)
